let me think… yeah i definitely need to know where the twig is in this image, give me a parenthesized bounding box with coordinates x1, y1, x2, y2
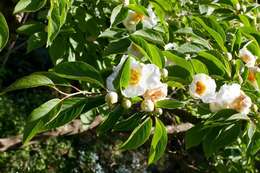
(0, 119, 193, 152)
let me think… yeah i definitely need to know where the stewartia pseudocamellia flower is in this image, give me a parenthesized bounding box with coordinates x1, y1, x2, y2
(239, 48, 256, 68)
(209, 83, 252, 115)
(106, 55, 168, 100)
(123, 5, 157, 31)
(189, 73, 216, 103)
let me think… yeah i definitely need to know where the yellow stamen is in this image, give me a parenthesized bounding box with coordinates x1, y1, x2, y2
(129, 68, 141, 85)
(248, 70, 256, 82)
(195, 81, 206, 95)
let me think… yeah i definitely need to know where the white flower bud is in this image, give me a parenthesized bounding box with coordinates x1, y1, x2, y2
(235, 3, 241, 11)
(227, 52, 232, 61)
(155, 108, 163, 115)
(161, 68, 168, 79)
(141, 99, 154, 112)
(253, 104, 258, 112)
(105, 91, 118, 105)
(122, 99, 132, 109)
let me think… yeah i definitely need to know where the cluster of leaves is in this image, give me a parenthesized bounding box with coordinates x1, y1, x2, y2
(1, 0, 260, 170)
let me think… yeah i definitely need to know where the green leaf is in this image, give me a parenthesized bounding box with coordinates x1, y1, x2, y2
(45, 96, 105, 130)
(110, 4, 128, 26)
(148, 118, 167, 164)
(97, 106, 124, 134)
(190, 59, 208, 74)
(203, 124, 240, 157)
(120, 57, 131, 89)
(1, 74, 54, 94)
(0, 13, 9, 51)
(127, 4, 148, 16)
(104, 38, 131, 55)
(130, 35, 164, 68)
(23, 98, 62, 144)
(27, 98, 61, 123)
(196, 51, 227, 76)
(156, 99, 184, 109)
(47, 0, 72, 46)
(132, 29, 164, 45)
(114, 113, 143, 132)
(193, 17, 227, 52)
(163, 51, 194, 75)
(185, 124, 206, 149)
(16, 22, 45, 35)
(27, 32, 47, 53)
(120, 117, 152, 150)
(13, 0, 47, 14)
(53, 61, 104, 87)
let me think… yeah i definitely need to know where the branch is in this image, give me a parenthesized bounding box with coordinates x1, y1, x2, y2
(0, 117, 193, 152)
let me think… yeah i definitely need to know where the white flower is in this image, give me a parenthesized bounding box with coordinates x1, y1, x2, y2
(106, 55, 128, 91)
(141, 99, 154, 112)
(105, 91, 118, 105)
(164, 43, 175, 51)
(123, 5, 157, 31)
(209, 83, 252, 115)
(106, 56, 162, 98)
(214, 83, 241, 107)
(123, 11, 144, 31)
(142, 5, 158, 29)
(189, 74, 216, 103)
(248, 67, 259, 90)
(143, 83, 168, 102)
(230, 91, 252, 115)
(122, 63, 161, 98)
(239, 48, 256, 67)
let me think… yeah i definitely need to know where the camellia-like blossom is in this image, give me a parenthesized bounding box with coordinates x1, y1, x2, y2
(122, 63, 162, 98)
(143, 83, 168, 102)
(248, 67, 260, 90)
(189, 74, 216, 103)
(123, 5, 157, 31)
(239, 48, 257, 67)
(106, 56, 162, 98)
(209, 83, 252, 115)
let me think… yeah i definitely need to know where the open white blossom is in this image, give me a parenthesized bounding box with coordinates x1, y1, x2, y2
(214, 83, 241, 107)
(248, 67, 260, 90)
(230, 91, 252, 115)
(123, 5, 157, 31)
(209, 83, 252, 115)
(142, 5, 158, 29)
(106, 56, 163, 98)
(122, 63, 161, 98)
(143, 83, 168, 102)
(239, 48, 257, 67)
(189, 74, 216, 103)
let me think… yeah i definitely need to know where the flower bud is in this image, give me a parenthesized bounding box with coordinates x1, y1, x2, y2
(141, 99, 154, 112)
(105, 91, 118, 105)
(161, 68, 168, 79)
(155, 108, 163, 115)
(122, 99, 132, 109)
(227, 52, 232, 61)
(253, 104, 258, 112)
